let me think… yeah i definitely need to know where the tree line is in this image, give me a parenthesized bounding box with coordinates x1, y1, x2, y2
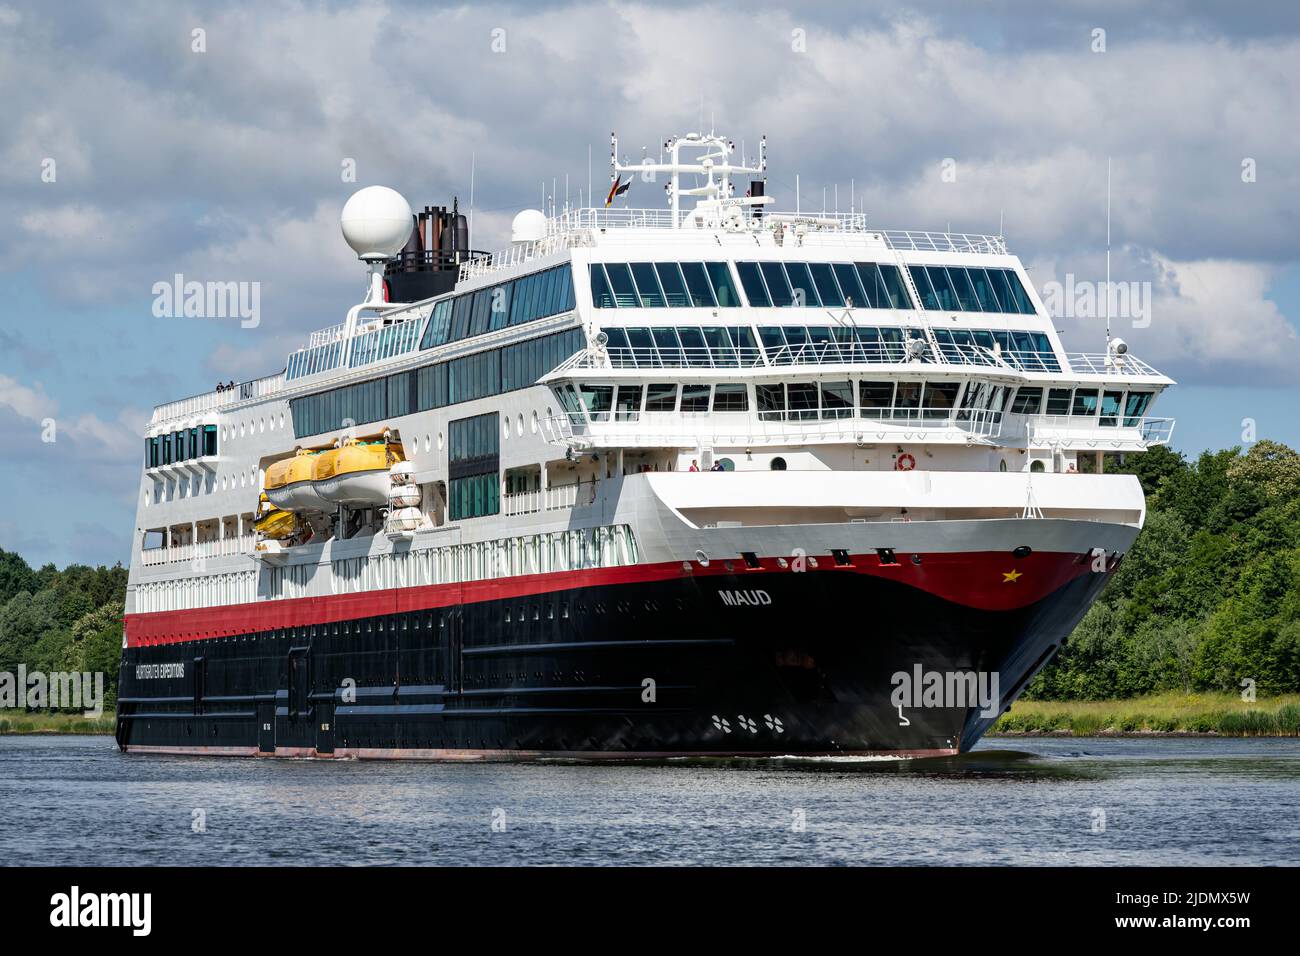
(1029, 440, 1300, 699)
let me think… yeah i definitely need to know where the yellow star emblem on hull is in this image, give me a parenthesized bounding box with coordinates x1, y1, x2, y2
(1002, 569, 1023, 583)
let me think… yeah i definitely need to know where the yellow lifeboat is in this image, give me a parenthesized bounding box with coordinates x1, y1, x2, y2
(251, 492, 297, 540)
(314, 439, 404, 507)
(264, 448, 331, 512)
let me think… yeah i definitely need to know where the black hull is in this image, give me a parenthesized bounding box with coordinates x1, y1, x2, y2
(116, 565, 1107, 758)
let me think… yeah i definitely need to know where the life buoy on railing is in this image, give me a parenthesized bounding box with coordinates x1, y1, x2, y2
(895, 453, 917, 472)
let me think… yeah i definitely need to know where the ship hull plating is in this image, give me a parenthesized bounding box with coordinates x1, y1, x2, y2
(116, 552, 1111, 758)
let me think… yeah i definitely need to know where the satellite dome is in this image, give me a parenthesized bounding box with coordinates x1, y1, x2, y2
(511, 208, 547, 243)
(341, 186, 413, 261)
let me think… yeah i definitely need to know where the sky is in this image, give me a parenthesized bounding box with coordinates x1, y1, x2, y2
(1, 0, 1299, 568)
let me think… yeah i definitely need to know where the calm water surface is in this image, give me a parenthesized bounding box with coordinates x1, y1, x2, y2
(1, 735, 1297, 865)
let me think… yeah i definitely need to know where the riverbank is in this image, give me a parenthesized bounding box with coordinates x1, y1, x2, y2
(991, 692, 1300, 737)
(0, 713, 115, 735)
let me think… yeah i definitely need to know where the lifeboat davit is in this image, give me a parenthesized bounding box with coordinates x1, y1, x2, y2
(314, 439, 403, 507)
(264, 449, 331, 512)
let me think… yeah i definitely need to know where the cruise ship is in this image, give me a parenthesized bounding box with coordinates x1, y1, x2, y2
(117, 131, 1174, 758)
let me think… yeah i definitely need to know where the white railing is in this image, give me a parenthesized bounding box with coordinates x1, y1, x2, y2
(881, 230, 1007, 255)
(501, 481, 583, 516)
(1065, 352, 1163, 377)
(140, 533, 257, 567)
(150, 372, 285, 424)
(550, 407, 1005, 448)
(459, 232, 576, 282)
(1021, 414, 1176, 446)
(309, 322, 348, 347)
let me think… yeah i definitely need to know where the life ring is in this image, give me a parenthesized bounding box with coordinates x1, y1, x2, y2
(896, 453, 916, 472)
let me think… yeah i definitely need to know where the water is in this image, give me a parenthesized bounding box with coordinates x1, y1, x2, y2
(2, 735, 1297, 866)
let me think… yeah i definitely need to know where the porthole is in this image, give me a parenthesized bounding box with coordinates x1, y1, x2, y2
(770, 456, 787, 471)
(531, 411, 539, 434)
(517, 414, 524, 437)
(1013, 546, 1033, 559)
(502, 419, 510, 441)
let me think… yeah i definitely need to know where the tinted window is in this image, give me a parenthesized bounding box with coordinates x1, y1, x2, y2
(759, 262, 794, 307)
(785, 262, 820, 307)
(1010, 387, 1042, 414)
(680, 262, 717, 307)
(630, 262, 665, 308)
(655, 263, 690, 307)
(645, 383, 677, 411)
(925, 266, 959, 310)
(735, 262, 769, 307)
(947, 268, 979, 311)
(878, 265, 912, 309)
(713, 383, 748, 411)
(705, 262, 740, 307)
(681, 383, 711, 411)
(600, 263, 636, 307)
(808, 262, 844, 307)
(909, 265, 939, 309)
(833, 262, 867, 307)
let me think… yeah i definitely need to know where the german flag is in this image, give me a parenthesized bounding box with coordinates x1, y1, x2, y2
(605, 175, 630, 207)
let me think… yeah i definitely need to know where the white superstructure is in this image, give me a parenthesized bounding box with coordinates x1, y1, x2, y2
(127, 130, 1173, 622)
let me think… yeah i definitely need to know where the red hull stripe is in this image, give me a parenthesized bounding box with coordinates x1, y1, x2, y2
(124, 550, 1098, 648)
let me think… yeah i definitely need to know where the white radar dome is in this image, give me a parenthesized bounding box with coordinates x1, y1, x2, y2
(341, 186, 414, 261)
(511, 208, 547, 243)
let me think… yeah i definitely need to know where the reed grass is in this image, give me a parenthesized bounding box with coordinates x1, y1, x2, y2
(992, 692, 1300, 736)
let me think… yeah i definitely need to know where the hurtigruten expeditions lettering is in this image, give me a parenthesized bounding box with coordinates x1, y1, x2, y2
(135, 662, 185, 679)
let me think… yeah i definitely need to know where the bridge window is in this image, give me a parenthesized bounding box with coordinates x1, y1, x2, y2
(1124, 391, 1152, 426)
(615, 385, 642, 420)
(922, 382, 961, 419)
(756, 383, 785, 420)
(1046, 388, 1073, 416)
(578, 384, 614, 422)
(1072, 388, 1100, 417)
(1010, 387, 1043, 414)
(645, 383, 678, 412)
(820, 381, 854, 418)
(713, 383, 749, 411)
(1100, 390, 1124, 426)
(859, 381, 894, 417)
(681, 384, 711, 412)
(787, 382, 819, 420)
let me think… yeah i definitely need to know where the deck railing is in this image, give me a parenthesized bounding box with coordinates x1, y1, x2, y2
(150, 373, 284, 424)
(140, 533, 256, 567)
(501, 482, 583, 516)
